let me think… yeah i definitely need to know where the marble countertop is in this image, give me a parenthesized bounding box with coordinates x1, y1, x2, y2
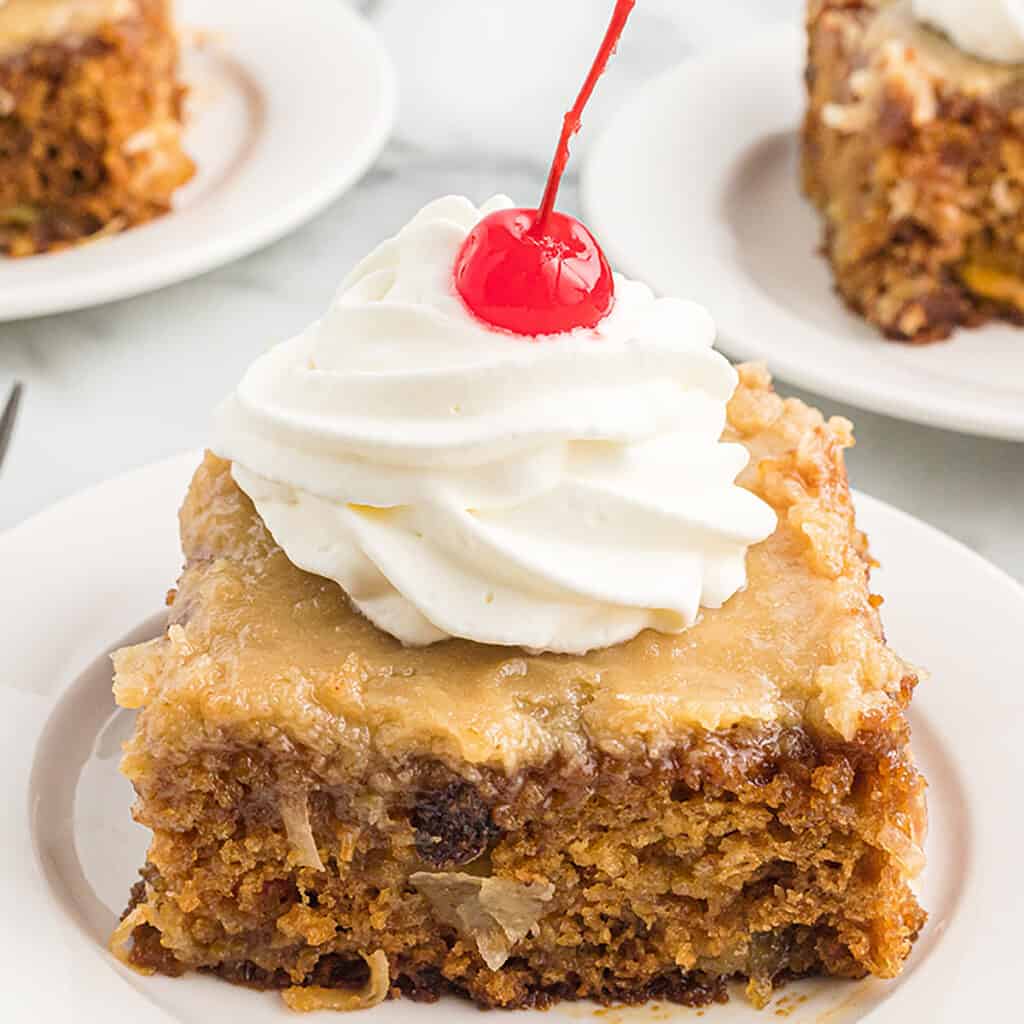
(1, 0, 1021, 583)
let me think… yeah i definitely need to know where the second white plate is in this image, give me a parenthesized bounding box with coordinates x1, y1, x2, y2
(582, 28, 1024, 442)
(0, 0, 396, 322)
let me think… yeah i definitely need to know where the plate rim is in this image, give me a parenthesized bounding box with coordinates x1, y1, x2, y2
(0, 0, 397, 323)
(581, 26, 1024, 443)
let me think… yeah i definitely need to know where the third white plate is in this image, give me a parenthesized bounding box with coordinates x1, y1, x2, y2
(582, 28, 1024, 442)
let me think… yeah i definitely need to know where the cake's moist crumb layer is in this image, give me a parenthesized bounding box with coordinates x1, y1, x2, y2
(117, 719, 926, 1010)
(803, 0, 1024, 341)
(0, 0, 193, 256)
(114, 365, 913, 779)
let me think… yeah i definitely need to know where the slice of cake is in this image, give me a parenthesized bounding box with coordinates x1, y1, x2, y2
(110, 194, 926, 1012)
(803, 0, 1024, 341)
(0, 0, 194, 257)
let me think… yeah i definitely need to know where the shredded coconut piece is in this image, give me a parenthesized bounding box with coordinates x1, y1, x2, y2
(109, 905, 155, 975)
(123, 129, 157, 155)
(282, 950, 389, 1012)
(823, 39, 936, 134)
(122, 119, 179, 155)
(878, 783, 928, 878)
(888, 179, 918, 221)
(877, 821, 926, 877)
(280, 790, 325, 871)
(410, 871, 554, 971)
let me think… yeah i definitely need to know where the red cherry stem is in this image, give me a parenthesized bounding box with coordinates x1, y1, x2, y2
(534, 0, 637, 234)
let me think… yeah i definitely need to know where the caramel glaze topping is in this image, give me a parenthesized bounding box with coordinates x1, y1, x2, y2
(114, 365, 915, 777)
(0, 0, 137, 58)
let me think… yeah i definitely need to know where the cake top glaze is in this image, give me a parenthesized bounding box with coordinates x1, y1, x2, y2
(0, 0, 135, 58)
(870, 0, 1024, 97)
(115, 367, 913, 776)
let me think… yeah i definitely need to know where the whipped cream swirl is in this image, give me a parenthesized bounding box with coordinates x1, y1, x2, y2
(913, 0, 1024, 62)
(214, 196, 776, 654)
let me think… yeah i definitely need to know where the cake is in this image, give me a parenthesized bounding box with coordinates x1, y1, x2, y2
(110, 5, 925, 1009)
(803, 0, 1024, 341)
(109, 199, 927, 1011)
(0, 0, 193, 257)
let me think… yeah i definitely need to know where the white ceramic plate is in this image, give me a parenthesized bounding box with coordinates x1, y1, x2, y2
(2, 453, 1021, 1021)
(0, 0, 396, 322)
(582, 28, 1024, 442)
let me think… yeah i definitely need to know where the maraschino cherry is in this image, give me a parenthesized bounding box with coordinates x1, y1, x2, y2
(454, 0, 636, 336)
